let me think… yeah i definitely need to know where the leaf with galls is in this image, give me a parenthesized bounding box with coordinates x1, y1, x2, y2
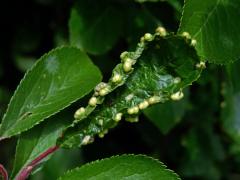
(58, 29, 203, 148)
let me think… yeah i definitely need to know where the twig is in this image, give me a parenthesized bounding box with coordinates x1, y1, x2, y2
(0, 164, 8, 180)
(16, 145, 59, 180)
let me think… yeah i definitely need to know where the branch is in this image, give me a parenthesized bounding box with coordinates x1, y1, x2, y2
(16, 145, 59, 180)
(0, 164, 8, 180)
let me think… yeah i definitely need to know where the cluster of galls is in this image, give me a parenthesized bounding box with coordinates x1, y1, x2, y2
(74, 27, 206, 146)
(112, 95, 163, 124)
(181, 31, 206, 69)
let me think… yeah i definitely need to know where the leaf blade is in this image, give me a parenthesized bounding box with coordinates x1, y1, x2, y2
(221, 60, 240, 154)
(0, 47, 102, 138)
(69, 1, 123, 55)
(179, 0, 240, 64)
(11, 110, 72, 179)
(59, 33, 202, 148)
(58, 154, 180, 180)
(144, 90, 189, 134)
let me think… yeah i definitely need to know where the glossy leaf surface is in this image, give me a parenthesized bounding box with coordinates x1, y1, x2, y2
(59, 33, 202, 148)
(0, 47, 102, 138)
(58, 155, 180, 180)
(179, 0, 240, 64)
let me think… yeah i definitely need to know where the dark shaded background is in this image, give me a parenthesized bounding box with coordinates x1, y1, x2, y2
(1, 0, 240, 180)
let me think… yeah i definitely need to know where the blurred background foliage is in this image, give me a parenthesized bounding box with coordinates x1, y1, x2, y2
(0, 0, 240, 179)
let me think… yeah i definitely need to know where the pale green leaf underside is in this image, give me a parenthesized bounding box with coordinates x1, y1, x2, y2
(58, 155, 180, 180)
(0, 47, 102, 138)
(179, 0, 240, 64)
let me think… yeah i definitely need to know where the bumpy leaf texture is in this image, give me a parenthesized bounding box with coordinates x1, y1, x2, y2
(58, 32, 203, 148)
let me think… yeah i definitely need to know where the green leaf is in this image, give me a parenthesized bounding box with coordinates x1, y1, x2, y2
(69, 1, 123, 55)
(31, 148, 83, 180)
(124, 5, 162, 49)
(181, 125, 225, 180)
(59, 32, 203, 148)
(10, 110, 72, 179)
(58, 154, 180, 180)
(179, 0, 240, 64)
(0, 47, 102, 139)
(11, 111, 73, 179)
(144, 89, 188, 134)
(135, 0, 162, 2)
(221, 60, 240, 154)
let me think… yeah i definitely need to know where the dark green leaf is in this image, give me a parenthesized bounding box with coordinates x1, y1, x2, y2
(31, 148, 83, 180)
(58, 154, 180, 180)
(144, 89, 188, 134)
(135, 0, 161, 2)
(179, 0, 240, 64)
(0, 47, 102, 139)
(124, 5, 162, 49)
(69, 1, 123, 55)
(59, 32, 202, 148)
(181, 125, 225, 180)
(221, 60, 240, 154)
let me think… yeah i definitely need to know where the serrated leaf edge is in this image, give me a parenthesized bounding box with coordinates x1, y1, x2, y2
(60, 27, 204, 148)
(58, 154, 181, 180)
(0, 46, 102, 139)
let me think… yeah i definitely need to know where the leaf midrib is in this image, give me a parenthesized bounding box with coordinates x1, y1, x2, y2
(193, 0, 221, 38)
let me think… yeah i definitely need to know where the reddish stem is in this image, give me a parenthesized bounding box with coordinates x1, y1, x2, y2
(16, 145, 59, 180)
(0, 164, 8, 180)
